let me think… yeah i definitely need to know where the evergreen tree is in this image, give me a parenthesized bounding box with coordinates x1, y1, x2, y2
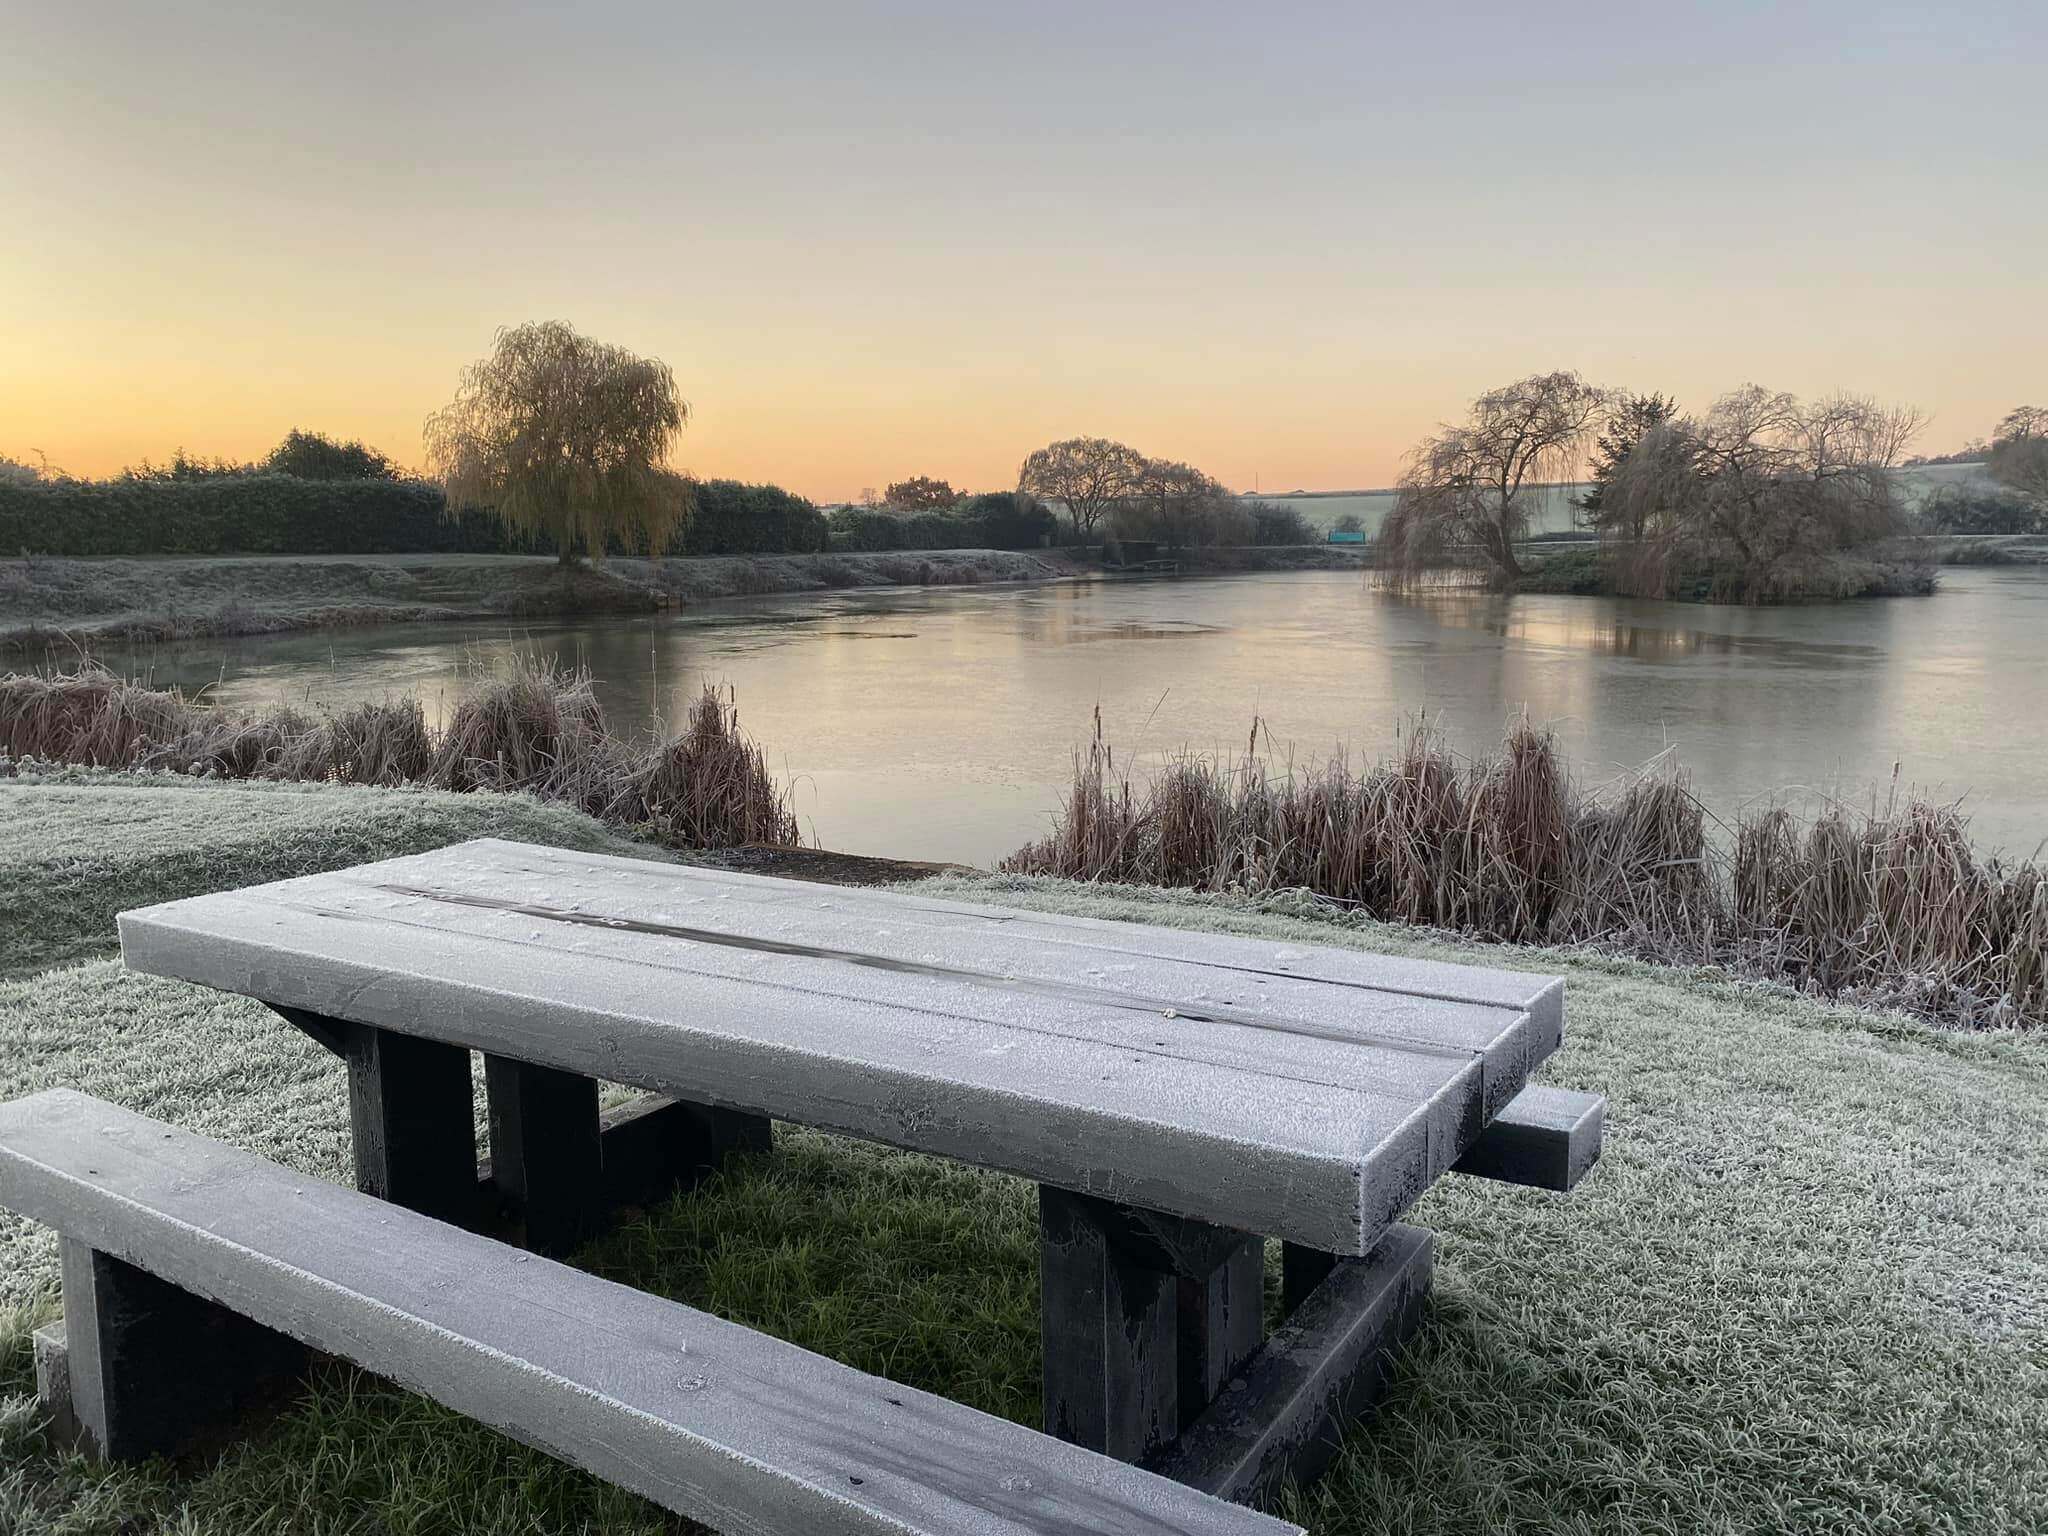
(1578, 391, 1677, 529)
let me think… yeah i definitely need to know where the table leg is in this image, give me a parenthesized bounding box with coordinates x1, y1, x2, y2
(344, 1023, 479, 1228)
(1038, 1186, 1266, 1462)
(485, 1056, 602, 1256)
(1155, 1224, 1435, 1503)
(49, 1238, 306, 1462)
(598, 1096, 771, 1211)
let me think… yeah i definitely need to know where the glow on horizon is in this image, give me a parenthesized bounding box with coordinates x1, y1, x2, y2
(2, 2, 2042, 502)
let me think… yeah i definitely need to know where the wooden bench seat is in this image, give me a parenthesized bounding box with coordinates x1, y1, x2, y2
(0, 1089, 1300, 1536)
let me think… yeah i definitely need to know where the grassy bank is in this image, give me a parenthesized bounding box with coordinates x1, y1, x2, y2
(1, 779, 2043, 1533)
(0, 548, 1096, 652)
(1005, 715, 2046, 1030)
(0, 769, 677, 976)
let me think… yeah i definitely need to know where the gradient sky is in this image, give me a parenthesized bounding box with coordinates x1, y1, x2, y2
(3, 2, 2042, 500)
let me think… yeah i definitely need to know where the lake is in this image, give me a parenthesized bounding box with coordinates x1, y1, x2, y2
(93, 564, 2048, 867)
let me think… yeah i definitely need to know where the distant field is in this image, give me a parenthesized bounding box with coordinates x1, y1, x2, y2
(1250, 463, 1994, 538)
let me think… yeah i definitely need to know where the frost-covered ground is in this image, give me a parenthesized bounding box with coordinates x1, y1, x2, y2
(2, 779, 2044, 1533)
(0, 548, 1099, 650)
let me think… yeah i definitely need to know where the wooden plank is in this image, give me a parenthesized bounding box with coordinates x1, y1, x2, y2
(1450, 1084, 1604, 1192)
(0, 1090, 1299, 1536)
(1153, 1225, 1434, 1505)
(438, 840, 1565, 1058)
(31, 1321, 80, 1453)
(1176, 1238, 1266, 1418)
(235, 875, 1511, 1110)
(120, 844, 1567, 1254)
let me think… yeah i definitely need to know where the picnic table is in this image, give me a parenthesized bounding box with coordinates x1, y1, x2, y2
(2, 838, 1602, 1535)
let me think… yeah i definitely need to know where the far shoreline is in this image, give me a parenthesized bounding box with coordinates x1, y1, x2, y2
(0, 544, 1374, 654)
(9, 535, 2044, 656)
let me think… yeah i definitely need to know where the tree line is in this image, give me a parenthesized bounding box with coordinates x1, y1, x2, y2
(8, 322, 2037, 573)
(1377, 371, 2046, 601)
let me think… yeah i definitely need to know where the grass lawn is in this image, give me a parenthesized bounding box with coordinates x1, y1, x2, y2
(2, 777, 2044, 1533)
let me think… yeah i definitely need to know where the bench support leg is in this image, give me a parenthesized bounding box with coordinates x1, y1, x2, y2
(485, 1057, 603, 1257)
(598, 1096, 771, 1212)
(1154, 1224, 1435, 1504)
(51, 1238, 307, 1462)
(1038, 1187, 1266, 1463)
(1281, 1242, 1338, 1316)
(345, 1024, 479, 1229)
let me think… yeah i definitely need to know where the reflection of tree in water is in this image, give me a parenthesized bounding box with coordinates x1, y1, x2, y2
(1397, 587, 1886, 665)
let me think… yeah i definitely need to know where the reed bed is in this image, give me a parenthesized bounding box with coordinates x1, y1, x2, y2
(0, 662, 799, 852)
(1003, 710, 2047, 1029)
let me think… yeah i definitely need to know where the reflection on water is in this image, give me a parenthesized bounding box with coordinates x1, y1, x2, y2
(1417, 592, 1889, 664)
(74, 567, 2048, 867)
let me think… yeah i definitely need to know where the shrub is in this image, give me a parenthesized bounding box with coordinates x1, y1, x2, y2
(677, 479, 828, 556)
(828, 507, 987, 552)
(1247, 500, 1315, 545)
(0, 471, 831, 559)
(959, 491, 1058, 549)
(1921, 483, 2045, 535)
(266, 429, 399, 481)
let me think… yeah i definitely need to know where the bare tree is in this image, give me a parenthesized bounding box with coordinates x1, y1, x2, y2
(1604, 386, 1925, 599)
(424, 321, 690, 565)
(1120, 459, 1242, 548)
(1018, 437, 1146, 543)
(1379, 371, 1606, 586)
(1988, 405, 2048, 503)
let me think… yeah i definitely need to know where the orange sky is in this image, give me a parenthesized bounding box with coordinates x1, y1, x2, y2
(4, 4, 2041, 502)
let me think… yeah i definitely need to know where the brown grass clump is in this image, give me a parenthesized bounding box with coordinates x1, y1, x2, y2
(631, 686, 801, 850)
(1003, 715, 2046, 1030)
(0, 661, 797, 854)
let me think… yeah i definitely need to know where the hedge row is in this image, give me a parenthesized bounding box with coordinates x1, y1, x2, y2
(676, 479, 828, 555)
(0, 474, 832, 558)
(0, 475, 504, 556)
(828, 493, 1058, 552)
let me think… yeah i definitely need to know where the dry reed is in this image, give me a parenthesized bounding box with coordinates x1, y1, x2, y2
(1004, 713, 2046, 1030)
(0, 662, 798, 853)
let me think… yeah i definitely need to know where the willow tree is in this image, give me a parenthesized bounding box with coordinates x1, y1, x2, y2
(424, 321, 690, 564)
(1379, 371, 1606, 587)
(1601, 387, 1925, 600)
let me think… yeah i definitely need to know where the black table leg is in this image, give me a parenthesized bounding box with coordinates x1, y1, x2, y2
(345, 1023, 479, 1228)
(485, 1056, 603, 1256)
(50, 1238, 306, 1462)
(273, 1004, 771, 1247)
(1039, 1186, 1267, 1463)
(1155, 1224, 1436, 1503)
(598, 1096, 771, 1211)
